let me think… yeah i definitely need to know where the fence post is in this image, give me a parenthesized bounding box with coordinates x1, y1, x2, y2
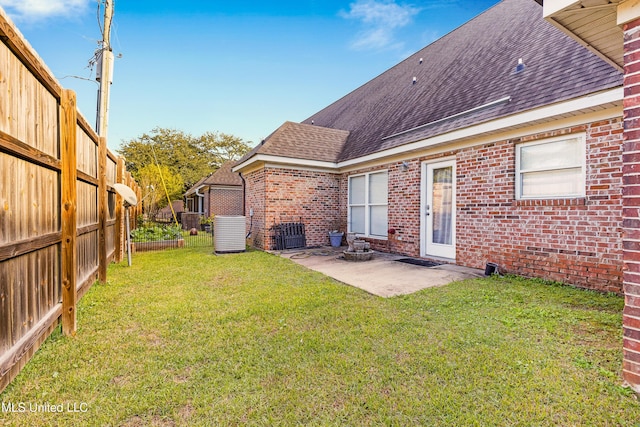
(114, 157, 124, 262)
(98, 136, 107, 283)
(136, 184, 142, 224)
(60, 89, 77, 336)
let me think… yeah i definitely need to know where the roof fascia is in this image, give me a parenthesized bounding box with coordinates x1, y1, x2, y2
(337, 87, 622, 169)
(210, 184, 242, 191)
(185, 184, 206, 197)
(338, 103, 621, 173)
(233, 154, 338, 173)
(543, 0, 581, 17)
(234, 88, 622, 175)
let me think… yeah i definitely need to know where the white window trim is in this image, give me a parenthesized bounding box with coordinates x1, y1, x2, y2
(515, 133, 586, 200)
(348, 171, 388, 239)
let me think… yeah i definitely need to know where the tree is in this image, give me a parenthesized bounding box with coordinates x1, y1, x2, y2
(118, 127, 252, 190)
(199, 132, 253, 168)
(137, 164, 184, 216)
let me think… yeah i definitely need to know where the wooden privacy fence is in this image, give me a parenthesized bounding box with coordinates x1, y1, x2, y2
(0, 9, 140, 392)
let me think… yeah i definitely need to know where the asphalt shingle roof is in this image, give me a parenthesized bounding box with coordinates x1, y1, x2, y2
(242, 0, 621, 166)
(203, 160, 242, 186)
(303, 0, 621, 162)
(244, 121, 349, 163)
(185, 161, 242, 196)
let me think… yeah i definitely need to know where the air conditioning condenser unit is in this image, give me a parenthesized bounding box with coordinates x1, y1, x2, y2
(214, 215, 246, 253)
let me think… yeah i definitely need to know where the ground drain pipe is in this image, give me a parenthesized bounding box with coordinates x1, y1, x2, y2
(484, 262, 499, 276)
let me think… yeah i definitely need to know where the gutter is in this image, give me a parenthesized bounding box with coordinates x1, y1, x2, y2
(239, 173, 246, 216)
(233, 87, 622, 174)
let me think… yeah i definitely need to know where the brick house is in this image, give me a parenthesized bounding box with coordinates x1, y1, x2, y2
(185, 160, 244, 217)
(234, 0, 623, 293)
(541, 0, 640, 395)
(155, 200, 184, 221)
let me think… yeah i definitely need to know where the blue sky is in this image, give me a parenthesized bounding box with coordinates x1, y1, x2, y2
(0, 0, 499, 152)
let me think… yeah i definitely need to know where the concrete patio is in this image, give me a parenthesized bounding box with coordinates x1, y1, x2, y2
(275, 246, 485, 297)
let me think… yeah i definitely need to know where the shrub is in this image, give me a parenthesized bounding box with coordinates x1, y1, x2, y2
(130, 224, 182, 242)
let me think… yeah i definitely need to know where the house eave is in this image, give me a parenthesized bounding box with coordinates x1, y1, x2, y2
(543, 0, 624, 70)
(184, 184, 206, 197)
(236, 88, 621, 175)
(337, 87, 622, 169)
(233, 154, 338, 174)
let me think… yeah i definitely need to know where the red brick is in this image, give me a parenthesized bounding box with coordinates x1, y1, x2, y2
(624, 315, 640, 330)
(243, 119, 623, 293)
(624, 348, 640, 364)
(623, 359, 640, 376)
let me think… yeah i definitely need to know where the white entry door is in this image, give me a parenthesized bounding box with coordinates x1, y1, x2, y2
(423, 160, 456, 259)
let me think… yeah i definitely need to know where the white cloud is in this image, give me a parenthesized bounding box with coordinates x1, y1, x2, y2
(0, 0, 90, 22)
(340, 0, 421, 51)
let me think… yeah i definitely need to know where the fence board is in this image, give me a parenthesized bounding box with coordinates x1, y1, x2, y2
(77, 181, 98, 229)
(0, 42, 57, 157)
(77, 125, 97, 178)
(106, 223, 115, 260)
(0, 246, 59, 355)
(0, 6, 138, 393)
(0, 152, 59, 244)
(106, 156, 116, 186)
(77, 231, 98, 287)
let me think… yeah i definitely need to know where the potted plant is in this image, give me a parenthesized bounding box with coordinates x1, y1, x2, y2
(200, 215, 214, 232)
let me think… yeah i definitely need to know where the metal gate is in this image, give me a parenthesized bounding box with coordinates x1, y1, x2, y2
(271, 222, 306, 250)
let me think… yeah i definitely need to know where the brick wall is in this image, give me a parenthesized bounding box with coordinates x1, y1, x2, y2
(340, 120, 623, 293)
(623, 16, 640, 392)
(208, 187, 243, 216)
(244, 167, 341, 250)
(243, 119, 623, 293)
(457, 121, 623, 293)
(244, 168, 266, 248)
(341, 162, 427, 255)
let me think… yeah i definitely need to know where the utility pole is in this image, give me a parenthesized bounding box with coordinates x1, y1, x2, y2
(96, 0, 114, 138)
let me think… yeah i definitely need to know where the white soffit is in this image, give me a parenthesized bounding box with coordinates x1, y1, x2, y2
(235, 89, 621, 173)
(338, 88, 622, 169)
(544, 0, 623, 70)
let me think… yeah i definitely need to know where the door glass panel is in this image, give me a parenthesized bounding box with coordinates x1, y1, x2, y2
(432, 167, 452, 245)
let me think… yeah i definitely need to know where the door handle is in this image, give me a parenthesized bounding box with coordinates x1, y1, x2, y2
(425, 204, 430, 216)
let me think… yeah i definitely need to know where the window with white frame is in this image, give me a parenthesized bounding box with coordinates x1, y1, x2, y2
(516, 134, 585, 199)
(348, 171, 388, 237)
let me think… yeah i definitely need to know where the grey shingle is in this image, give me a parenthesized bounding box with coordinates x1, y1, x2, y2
(246, 121, 349, 163)
(299, 0, 621, 162)
(203, 161, 242, 186)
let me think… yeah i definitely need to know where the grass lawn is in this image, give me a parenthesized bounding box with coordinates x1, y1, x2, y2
(1, 247, 639, 426)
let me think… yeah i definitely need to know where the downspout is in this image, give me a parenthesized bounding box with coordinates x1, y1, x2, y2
(194, 185, 205, 213)
(239, 172, 252, 238)
(239, 173, 246, 216)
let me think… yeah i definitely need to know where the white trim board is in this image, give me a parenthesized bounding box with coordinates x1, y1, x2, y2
(234, 88, 622, 174)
